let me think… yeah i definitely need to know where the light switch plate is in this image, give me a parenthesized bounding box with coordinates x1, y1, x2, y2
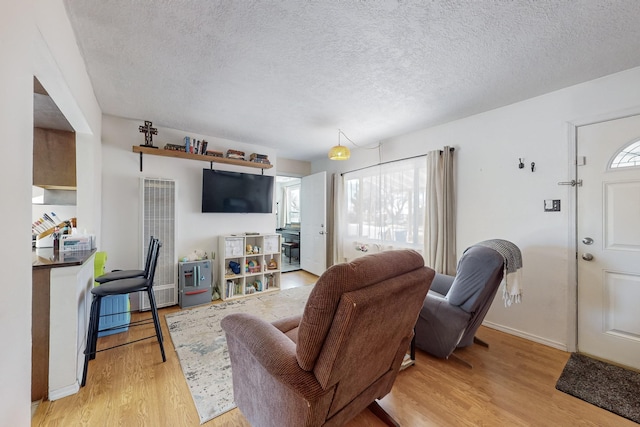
(544, 199, 561, 212)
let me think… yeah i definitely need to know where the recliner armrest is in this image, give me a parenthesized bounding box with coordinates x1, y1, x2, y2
(429, 273, 455, 296)
(421, 294, 469, 324)
(221, 312, 325, 399)
(272, 314, 302, 334)
(414, 294, 471, 359)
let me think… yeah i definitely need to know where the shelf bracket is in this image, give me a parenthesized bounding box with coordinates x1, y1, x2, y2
(210, 161, 214, 170)
(139, 152, 143, 172)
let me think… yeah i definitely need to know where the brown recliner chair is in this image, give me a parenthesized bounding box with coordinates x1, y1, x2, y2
(221, 250, 435, 427)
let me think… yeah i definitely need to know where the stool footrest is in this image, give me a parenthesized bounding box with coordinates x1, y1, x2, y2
(86, 334, 160, 355)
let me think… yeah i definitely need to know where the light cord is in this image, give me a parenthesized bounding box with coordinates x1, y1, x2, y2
(338, 129, 381, 151)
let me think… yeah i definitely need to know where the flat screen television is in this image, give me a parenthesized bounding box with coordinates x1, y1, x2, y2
(202, 169, 274, 213)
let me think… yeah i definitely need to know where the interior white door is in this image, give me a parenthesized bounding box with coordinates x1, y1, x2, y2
(300, 171, 327, 276)
(577, 114, 640, 370)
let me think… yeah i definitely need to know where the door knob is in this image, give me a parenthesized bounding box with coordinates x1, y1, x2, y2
(582, 237, 594, 245)
(582, 253, 594, 261)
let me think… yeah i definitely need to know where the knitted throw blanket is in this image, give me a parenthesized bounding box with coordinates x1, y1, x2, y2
(475, 239, 523, 307)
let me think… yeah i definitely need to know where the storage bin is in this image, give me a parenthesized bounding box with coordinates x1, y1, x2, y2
(94, 251, 130, 336)
(98, 294, 131, 337)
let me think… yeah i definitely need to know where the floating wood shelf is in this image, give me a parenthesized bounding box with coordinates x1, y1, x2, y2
(132, 146, 273, 172)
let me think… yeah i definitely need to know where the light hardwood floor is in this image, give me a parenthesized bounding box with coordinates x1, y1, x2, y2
(33, 270, 634, 426)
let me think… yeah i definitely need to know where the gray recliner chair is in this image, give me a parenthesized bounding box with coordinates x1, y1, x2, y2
(415, 245, 505, 366)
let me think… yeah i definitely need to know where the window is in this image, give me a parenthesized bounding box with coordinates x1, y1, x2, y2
(276, 176, 301, 228)
(286, 185, 300, 224)
(610, 139, 640, 169)
(343, 157, 426, 252)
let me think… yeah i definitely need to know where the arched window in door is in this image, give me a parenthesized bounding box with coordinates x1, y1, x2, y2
(610, 139, 640, 169)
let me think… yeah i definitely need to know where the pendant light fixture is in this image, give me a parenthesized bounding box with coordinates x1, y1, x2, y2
(328, 129, 351, 160)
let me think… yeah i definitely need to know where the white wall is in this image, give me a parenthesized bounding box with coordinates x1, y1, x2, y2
(276, 157, 311, 177)
(101, 115, 278, 289)
(314, 66, 640, 351)
(1, 2, 35, 424)
(1, 0, 101, 424)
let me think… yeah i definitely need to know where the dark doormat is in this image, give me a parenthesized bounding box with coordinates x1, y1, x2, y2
(556, 353, 640, 423)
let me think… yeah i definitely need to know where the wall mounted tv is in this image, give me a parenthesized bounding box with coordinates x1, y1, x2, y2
(202, 169, 274, 213)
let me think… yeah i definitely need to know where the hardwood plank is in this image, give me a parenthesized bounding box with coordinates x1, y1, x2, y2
(32, 270, 636, 426)
(280, 269, 317, 289)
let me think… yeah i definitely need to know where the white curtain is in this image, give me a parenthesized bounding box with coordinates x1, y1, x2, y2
(340, 157, 426, 261)
(331, 173, 345, 265)
(424, 147, 456, 274)
(279, 187, 289, 228)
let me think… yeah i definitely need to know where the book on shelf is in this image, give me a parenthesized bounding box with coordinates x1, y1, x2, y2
(180, 136, 208, 154)
(226, 149, 245, 160)
(226, 280, 242, 298)
(249, 153, 270, 164)
(164, 143, 185, 152)
(250, 158, 271, 165)
(162, 142, 262, 162)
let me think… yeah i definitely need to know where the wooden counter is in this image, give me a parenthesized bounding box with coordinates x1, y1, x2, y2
(33, 247, 96, 269)
(32, 249, 96, 401)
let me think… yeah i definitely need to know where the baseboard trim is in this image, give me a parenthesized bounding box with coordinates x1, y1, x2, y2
(49, 382, 80, 401)
(31, 399, 41, 418)
(482, 321, 567, 351)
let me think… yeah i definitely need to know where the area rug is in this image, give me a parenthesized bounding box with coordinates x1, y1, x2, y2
(555, 353, 640, 423)
(165, 285, 314, 424)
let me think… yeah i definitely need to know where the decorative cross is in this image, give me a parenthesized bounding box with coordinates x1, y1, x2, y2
(139, 120, 158, 147)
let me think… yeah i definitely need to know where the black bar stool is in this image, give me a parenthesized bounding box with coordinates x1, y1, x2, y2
(95, 236, 156, 284)
(82, 239, 166, 387)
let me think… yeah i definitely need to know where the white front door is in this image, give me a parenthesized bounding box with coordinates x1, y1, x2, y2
(577, 114, 640, 370)
(300, 171, 327, 276)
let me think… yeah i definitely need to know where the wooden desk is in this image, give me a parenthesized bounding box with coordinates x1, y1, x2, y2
(277, 228, 300, 244)
(277, 228, 300, 262)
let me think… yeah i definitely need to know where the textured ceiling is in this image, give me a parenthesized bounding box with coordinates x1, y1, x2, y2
(63, 0, 640, 161)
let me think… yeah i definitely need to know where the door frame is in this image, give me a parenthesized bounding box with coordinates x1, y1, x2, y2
(567, 105, 640, 353)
